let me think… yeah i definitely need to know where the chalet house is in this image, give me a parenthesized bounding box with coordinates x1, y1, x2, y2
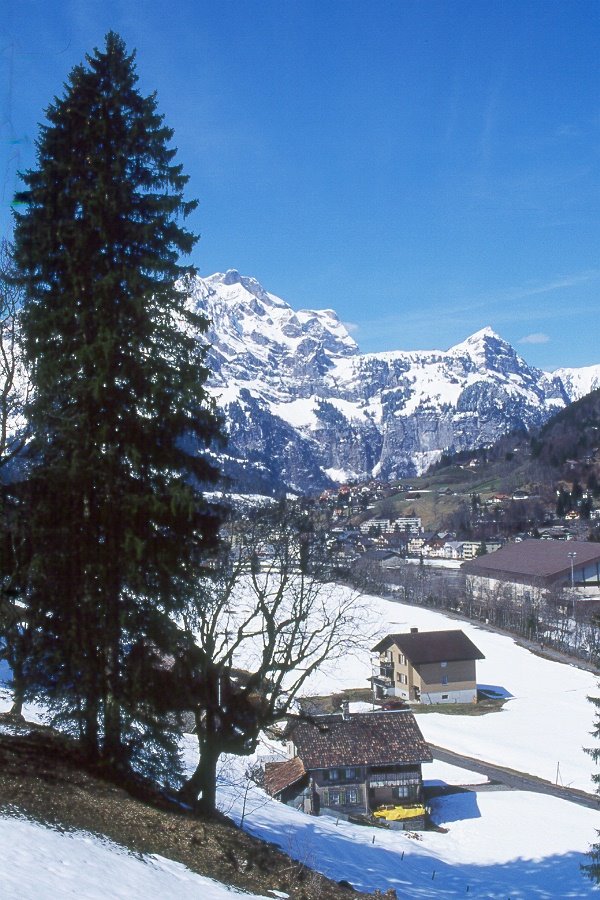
(407, 531, 436, 555)
(441, 540, 466, 560)
(372, 628, 484, 704)
(422, 536, 446, 556)
(263, 709, 432, 826)
(462, 539, 600, 604)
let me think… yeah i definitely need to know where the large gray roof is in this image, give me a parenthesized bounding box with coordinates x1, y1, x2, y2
(462, 539, 600, 584)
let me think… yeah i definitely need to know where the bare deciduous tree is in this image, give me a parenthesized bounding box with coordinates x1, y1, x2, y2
(0, 238, 30, 717)
(176, 516, 369, 813)
(0, 239, 28, 465)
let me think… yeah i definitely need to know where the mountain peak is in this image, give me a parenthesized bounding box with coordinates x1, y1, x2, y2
(205, 270, 287, 308)
(459, 326, 502, 346)
(449, 327, 509, 359)
(221, 268, 242, 285)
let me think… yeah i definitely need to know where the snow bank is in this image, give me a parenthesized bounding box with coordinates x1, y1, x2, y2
(0, 816, 271, 900)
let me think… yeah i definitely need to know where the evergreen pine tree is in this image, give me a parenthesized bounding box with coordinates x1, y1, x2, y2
(12, 33, 222, 769)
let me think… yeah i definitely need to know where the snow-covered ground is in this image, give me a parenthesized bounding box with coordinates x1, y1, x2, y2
(0, 816, 272, 900)
(1, 586, 599, 897)
(215, 769, 598, 899)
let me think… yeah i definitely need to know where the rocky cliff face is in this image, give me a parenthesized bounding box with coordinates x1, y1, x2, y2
(188, 270, 599, 495)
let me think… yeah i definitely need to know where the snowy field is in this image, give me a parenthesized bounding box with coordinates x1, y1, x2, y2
(0, 816, 272, 900)
(1, 586, 599, 898)
(215, 768, 599, 899)
(302, 587, 599, 792)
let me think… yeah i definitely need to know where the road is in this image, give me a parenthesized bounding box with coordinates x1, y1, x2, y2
(429, 744, 600, 810)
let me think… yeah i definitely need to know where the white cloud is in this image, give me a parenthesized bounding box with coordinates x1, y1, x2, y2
(519, 332, 550, 345)
(342, 320, 359, 334)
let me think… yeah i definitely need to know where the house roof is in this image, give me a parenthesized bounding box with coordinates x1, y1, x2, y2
(371, 629, 485, 664)
(288, 710, 432, 769)
(461, 538, 600, 584)
(362, 549, 399, 561)
(263, 757, 307, 797)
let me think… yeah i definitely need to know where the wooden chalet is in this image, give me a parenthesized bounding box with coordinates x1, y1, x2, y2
(264, 709, 432, 826)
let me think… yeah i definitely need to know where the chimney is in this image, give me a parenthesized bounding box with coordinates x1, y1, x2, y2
(410, 627, 419, 633)
(341, 698, 350, 720)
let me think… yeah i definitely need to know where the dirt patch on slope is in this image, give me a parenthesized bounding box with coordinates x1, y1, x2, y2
(0, 715, 378, 899)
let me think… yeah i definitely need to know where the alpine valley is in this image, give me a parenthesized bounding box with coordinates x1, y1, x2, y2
(187, 270, 600, 496)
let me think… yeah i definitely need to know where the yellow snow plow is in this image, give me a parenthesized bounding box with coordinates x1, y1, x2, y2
(373, 804, 426, 822)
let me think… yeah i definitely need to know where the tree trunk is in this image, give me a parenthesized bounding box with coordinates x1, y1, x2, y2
(101, 572, 125, 771)
(102, 690, 124, 769)
(81, 699, 100, 762)
(9, 678, 24, 718)
(8, 635, 25, 719)
(179, 729, 221, 814)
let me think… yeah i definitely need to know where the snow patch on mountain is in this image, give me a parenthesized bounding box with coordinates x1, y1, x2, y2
(549, 364, 600, 401)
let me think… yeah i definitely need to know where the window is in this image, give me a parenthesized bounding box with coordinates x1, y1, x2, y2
(398, 653, 406, 665)
(344, 767, 357, 779)
(327, 787, 359, 807)
(326, 769, 340, 781)
(442, 694, 448, 700)
(440, 661, 447, 668)
(397, 673, 407, 684)
(442, 675, 449, 685)
(392, 784, 419, 801)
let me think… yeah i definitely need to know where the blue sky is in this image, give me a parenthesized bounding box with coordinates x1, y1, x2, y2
(1, 1, 598, 369)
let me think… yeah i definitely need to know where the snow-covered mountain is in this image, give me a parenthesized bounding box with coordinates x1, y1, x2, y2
(548, 364, 600, 402)
(188, 270, 599, 495)
(4, 268, 598, 495)
(182, 270, 600, 493)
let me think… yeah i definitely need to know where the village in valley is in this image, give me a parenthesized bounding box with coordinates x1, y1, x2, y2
(1, 4, 599, 898)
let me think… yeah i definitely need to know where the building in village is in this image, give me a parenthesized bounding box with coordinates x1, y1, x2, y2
(263, 707, 432, 828)
(360, 516, 422, 535)
(371, 629, 485, 704)
(462, 538, 600, 605)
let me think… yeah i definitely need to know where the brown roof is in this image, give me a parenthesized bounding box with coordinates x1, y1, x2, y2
(288, 711, 432, 769)
(461, 538, 600, 585)
(372, 629, 484, 664)
(263, 757, 307, 797)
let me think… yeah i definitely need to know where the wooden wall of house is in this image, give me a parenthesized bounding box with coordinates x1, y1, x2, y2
(416, 659, 477, 691)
